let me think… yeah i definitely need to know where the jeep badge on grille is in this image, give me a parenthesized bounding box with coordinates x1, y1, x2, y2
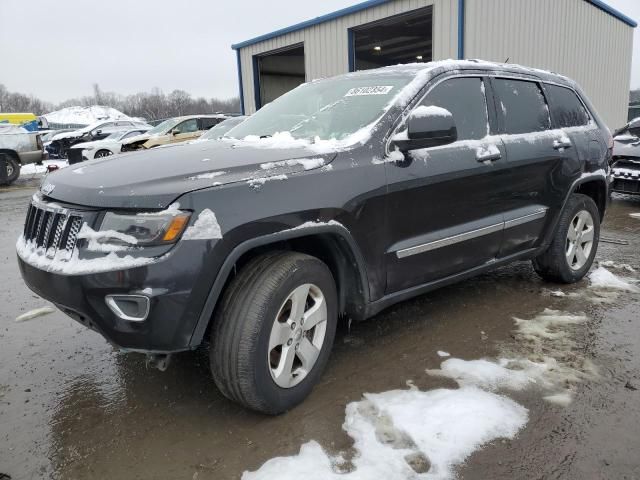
(41, 183, 55, 195)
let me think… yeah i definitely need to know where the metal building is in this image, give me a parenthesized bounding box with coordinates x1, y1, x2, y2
(232, 0, 636, 128)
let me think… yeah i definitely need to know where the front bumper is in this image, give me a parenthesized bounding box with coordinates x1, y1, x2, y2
(17, 197, 220, 352)
(611, 167, 640, 195)
(17, 239, 214, 352)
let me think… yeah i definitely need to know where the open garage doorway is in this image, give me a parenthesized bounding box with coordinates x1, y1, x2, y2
(254, 44, 305, 109)
(350, 6, 433, 71)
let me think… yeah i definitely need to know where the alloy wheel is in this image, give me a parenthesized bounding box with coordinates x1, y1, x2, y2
(566, 210, 595, 270)
(268, 283, 327, 388)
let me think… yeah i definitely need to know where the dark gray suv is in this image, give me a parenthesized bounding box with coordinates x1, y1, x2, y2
(17, 60, 612, 414)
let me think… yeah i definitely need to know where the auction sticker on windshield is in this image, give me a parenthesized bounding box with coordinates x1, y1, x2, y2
(345, 86, 393, 96)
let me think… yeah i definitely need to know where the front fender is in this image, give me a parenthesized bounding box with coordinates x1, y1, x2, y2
(187, 221, 370, 347)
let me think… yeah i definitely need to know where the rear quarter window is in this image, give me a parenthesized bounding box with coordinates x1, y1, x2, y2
(493, 78, 550, 135)
(544, 84, 590, 128)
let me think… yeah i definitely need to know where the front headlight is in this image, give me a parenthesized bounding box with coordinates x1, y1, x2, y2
(97, 210, 191, 246)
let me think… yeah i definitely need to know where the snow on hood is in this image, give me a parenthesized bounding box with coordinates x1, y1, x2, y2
(40, 139, 336, 209)
(43, 105, 133, 127)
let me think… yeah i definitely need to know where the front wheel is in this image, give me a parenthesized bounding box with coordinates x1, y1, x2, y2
(533, 193, 600, 283)
(210, 252, 337, 414)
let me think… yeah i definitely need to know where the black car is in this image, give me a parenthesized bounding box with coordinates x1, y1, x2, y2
(17, 60, 611, 414)
(611, 117, 640, 194)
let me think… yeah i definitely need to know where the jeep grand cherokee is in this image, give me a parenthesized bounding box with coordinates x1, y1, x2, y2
(17, 60, 612, 414)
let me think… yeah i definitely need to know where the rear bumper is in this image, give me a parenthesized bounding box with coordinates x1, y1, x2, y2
(17, 240, 217, 353)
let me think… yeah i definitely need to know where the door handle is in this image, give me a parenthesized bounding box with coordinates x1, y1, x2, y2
(553, 139, 572, 150)
(476, 151, 502, 163)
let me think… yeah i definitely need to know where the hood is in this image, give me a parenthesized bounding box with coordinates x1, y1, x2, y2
(68, 138, 108, 150)
(613, 135, 640, 159)
(40, 139, 336, 209)
(122, 132, 153, 145)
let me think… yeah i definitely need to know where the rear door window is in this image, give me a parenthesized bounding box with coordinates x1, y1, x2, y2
(544, 84, 590, 128)
(493, 78, 550, 134)
(419, 77, 488, 141)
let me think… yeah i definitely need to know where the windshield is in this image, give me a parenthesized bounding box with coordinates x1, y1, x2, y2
(201, 117, 245, 140)
(227, 75, 412, 142)
(147, 118, 182, 136)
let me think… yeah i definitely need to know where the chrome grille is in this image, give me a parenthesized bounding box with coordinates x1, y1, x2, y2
(23, 202, 84, 256)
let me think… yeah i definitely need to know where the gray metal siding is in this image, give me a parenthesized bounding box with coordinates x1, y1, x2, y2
(464, 0, 634, 128)
(238, 0, 459, 113)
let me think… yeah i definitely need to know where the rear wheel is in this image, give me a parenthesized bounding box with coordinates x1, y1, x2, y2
(0, 154, 20, 185)
(533, 193, 600, 283)
(210, 252, 337, 414)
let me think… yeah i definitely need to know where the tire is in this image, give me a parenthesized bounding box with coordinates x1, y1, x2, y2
(532, 193, 600, 283)
(0, 153, 20, 186)
(210, 251, 338, 414)
(95, 149, 113, 158)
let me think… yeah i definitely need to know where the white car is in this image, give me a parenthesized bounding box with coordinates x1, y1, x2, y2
(68, 128, 152, 161)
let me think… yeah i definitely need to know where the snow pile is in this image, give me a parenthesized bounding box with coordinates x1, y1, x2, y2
(260, 158, 325, 171)
(411, 105, 451, 118)
(247, 174, 288, 188)
(243, 387, 527, 480)
(182, 209, 222, 240)
(437, 351, 450, 358)
(16, 234, 156, 275)
(78, 224, 138, 252)
(189, 171, 226, 180)
(20, 160, 68, 176)
(15, 306, 56, 322)
(43, 105, 132, 126)
(630, 213, 640, 220)
(589, 267, 639, 292)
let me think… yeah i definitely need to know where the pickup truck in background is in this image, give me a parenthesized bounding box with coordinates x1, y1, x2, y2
(0, 124, 46, 185)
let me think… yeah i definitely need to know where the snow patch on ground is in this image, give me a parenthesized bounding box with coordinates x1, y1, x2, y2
(182, 209, 222, 240)
(15, 306, 56, 322)
(437, 351, 450, 358)
(629, 213, 640, 220)
(20, 160, 68, 176)
(243, 387, 527, 480)
(589, 267, 639, 292)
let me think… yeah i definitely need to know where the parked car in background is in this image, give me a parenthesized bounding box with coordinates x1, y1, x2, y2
(611, 117, 640, 195)
(0, 124, 45, 185)
(199, 116, 247, 141)
(17, 61, 611, 414)
(47, 120, 150, 159)
(66, 127, 152, 164)
(120, 115, 228, 151)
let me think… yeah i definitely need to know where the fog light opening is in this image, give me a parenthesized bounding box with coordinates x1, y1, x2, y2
(105, 294, 150, 322)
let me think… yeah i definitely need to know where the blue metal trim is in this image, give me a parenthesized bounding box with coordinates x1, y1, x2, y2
(348, 29, 355, 72)
(457, 0, 465, 59)
(585, 0, 637, 28)
(252, 56, 261, 111)
(235, 50, 245, 115)
(231, 0, 393, 50)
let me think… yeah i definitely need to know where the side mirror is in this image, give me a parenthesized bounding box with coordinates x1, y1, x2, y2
(171, 129, 179, 136)
(391, 106, 457, 152)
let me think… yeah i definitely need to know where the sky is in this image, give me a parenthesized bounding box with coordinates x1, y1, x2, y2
(0, 0, 638, 104)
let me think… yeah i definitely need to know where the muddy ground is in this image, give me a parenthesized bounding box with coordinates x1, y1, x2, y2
(1, 177, 639, 480)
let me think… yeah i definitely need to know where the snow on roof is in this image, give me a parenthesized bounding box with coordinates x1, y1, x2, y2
(42, 105, 133, 127)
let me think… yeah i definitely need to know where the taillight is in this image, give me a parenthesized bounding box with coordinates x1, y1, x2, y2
(606, 129, 614, 150)
(36, 134, 43, 150)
